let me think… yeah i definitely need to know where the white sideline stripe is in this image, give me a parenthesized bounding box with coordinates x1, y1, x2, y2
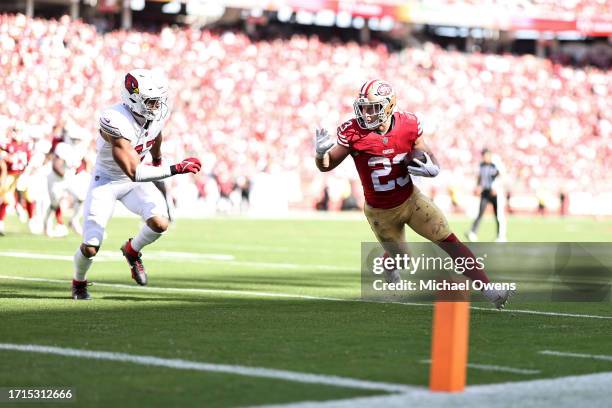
(0, 343, 415, 393)
(257, 371, 612, 408)
(539, 350, 612, 362)
(0, 275, 611, 320)
(419, 359, 540, 375)
(0, 251, 350, 271)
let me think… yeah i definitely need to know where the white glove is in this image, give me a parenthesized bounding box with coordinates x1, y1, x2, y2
(315, 128, 334, 159)
(407, 152, 440, 177)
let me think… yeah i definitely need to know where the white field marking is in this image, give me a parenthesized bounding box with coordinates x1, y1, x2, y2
(0, 343, 416, 393)
(0, 250, 234, 263)
(419, 359, 540, 375)
(539, 350, 612, 362)
(192, 242, 359, 256)
(468, 305, 612, 320)
(0, 275, 611, 320)
(257, 371, 612, 408)
(0, 250, 350, 271)
(0, 275, 352, 302)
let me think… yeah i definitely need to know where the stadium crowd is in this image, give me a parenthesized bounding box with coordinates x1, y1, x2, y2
(0, 13, 610, 216)
(419, 0, 612, 18)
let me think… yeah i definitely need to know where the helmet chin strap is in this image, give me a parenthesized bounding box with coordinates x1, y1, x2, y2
(376, 115, 394, 135)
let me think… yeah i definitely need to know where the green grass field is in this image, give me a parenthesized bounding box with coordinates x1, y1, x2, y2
(0, 214, 611, 407)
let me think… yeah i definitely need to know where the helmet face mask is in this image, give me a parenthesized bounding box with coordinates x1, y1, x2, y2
(354, 80, 396, 130)
(121, 69, 169, 121)
(354, 99, 387, 130)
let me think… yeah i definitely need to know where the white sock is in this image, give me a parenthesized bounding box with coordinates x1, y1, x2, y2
(131, 224, 163, 252)
(73, 248, 93, 281)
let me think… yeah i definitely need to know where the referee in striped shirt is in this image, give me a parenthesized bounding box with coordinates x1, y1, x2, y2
(466, 149, 507, 242)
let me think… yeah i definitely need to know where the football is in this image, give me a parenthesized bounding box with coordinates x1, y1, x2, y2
(405, 149, 427, 166)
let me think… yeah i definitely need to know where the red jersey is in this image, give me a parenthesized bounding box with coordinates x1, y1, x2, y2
(0, 139, 32, 175)
(337, 111, 423, 209)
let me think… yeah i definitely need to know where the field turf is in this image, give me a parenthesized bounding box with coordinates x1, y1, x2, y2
(0, 214, 611, 407)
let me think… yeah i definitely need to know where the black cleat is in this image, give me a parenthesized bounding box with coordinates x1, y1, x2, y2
(121, 239, 147, 286)
(72, 280, 91, 300)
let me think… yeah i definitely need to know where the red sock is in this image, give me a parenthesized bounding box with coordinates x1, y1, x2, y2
(55, 207, 64, 225)
(0, 203, 6, 221)
(439, 233, 490, 284)
(25, 201, 35, 219)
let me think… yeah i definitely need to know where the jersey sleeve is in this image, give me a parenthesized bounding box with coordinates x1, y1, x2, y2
(416, 114, 423, 137)
(99, 108, 131, 140)
(336, 119, 355, 148)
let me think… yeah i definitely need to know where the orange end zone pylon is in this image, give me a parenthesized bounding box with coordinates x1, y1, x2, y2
(429, 300, 471, 392)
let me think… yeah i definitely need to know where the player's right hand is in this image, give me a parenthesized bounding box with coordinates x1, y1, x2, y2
(171, 157, 202, 175)
(315, 128, 334, 159)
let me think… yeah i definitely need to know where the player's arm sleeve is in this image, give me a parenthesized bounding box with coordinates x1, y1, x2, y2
(109, 137, 174, 182)
(416, 115, 423, 137)
(99, 109, 129, 139)
(336, 127, 350, 147)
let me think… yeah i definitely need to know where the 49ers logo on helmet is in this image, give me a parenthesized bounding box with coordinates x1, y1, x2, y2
(376, 83, 392, 96)
(125, 73, 139, 94)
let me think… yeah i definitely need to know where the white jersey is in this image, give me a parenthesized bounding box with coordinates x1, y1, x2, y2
(54, 142, 81, 178)
(96, 103, 166, 180)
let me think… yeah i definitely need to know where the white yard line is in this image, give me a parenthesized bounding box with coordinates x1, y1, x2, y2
(0, 274, 611, 320)
(468, 305, 612, 320)
(539, 351, 612, 362)
(0, 250, 234, 262)
(0, 251, 350, 271)
(0, 275, 349, 302)
(419, 359, 540, 375)
(0, 343, 415, 393)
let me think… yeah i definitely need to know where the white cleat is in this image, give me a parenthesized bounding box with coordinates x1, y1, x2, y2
(492, 289, 514, 310)
(495, 236, 507, 242)
(384, 268, 401, 284)
(465, 231, 478, 242)
(0, 220, 5, 236)
(29, 219, 44, 235)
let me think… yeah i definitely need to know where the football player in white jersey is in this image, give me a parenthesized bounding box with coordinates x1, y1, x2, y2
(44, 141, 82, 237)
(72, 69, 202, 300)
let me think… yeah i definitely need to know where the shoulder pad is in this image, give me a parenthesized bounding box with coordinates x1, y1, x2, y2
(99, 106, 133, 140)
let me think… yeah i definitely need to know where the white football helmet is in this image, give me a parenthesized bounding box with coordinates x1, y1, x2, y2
(121, 69, 169, 121)
(353, 79, 397, 130)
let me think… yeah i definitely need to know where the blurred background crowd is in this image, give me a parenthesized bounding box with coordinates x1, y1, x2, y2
(0, 0, 610, 228)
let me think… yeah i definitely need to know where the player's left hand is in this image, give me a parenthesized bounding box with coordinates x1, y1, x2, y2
(407, 152, 440, 177)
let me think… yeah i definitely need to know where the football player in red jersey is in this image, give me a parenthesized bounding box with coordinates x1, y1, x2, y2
(315, 79, 513, 309)
(0, 127, 35, 235)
